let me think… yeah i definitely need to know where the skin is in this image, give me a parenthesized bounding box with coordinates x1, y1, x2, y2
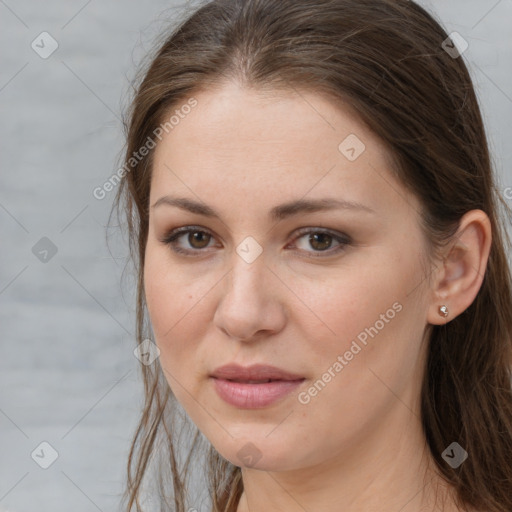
(144, 80, 492, 512)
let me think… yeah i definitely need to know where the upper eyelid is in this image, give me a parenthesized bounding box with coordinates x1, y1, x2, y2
(164, 225, 347, 240)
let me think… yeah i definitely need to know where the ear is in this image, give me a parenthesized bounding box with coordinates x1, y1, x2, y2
(427, 209, 492, 325)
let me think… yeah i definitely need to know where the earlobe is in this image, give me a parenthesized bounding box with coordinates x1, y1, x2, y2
(427, 209, 492, 325)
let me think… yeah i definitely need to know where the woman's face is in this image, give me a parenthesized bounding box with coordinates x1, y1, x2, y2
(144, 81, 433, 471)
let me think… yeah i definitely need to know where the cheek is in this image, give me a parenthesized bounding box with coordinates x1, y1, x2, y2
(290, 251, 426, 412)
(295, 253, 425, 407)
(290, 260, 408, 354)
(144, 247, 207, 360)
(143, 253, 216, 408)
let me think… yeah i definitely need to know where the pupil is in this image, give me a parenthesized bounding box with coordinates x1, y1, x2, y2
(190, 231, 209, 248)
(310, 233, 331, 250)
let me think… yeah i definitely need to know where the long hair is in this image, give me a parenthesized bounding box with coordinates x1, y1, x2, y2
(111, 1, 512, 510)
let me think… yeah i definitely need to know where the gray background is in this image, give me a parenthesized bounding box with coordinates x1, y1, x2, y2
(1, 1, 511, 511)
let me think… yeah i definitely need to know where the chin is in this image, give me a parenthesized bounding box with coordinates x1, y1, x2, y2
(210, 434, 304, 472)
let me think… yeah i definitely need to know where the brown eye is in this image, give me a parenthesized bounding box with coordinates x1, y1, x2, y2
(161, 226, 350, 258)
(308, 232, 333, 251)
(160, 226, 216, 255)
(188, 230, 211, 249)
(291, 228, 351, 257)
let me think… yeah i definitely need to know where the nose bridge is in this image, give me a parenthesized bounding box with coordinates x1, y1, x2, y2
(213, 241, 285, 340)
(227, 244, 269, 303)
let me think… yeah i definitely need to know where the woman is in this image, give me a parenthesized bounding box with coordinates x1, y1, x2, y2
(112, 0, 512, 510)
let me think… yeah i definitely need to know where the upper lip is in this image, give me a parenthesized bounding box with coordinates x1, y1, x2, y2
(210, 363, 305, 381)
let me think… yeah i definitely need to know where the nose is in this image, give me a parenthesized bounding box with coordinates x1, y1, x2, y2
(213, 251, 287, 342)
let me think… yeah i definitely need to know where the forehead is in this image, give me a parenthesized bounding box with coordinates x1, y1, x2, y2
(150, 81, 420, 220)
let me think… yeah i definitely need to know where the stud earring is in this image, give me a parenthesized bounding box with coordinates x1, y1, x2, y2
(439, 305, 449, 318)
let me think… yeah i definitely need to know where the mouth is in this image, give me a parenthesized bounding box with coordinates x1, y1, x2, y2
(210, 363, 306, 408)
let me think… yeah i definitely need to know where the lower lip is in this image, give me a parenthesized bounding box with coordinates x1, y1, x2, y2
(211, 378, 305, 409)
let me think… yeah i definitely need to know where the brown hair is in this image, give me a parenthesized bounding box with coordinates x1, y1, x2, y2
(111, 0, 512, 510)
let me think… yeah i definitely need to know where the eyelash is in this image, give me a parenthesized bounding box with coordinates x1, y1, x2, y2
(159, 225, 352, 258)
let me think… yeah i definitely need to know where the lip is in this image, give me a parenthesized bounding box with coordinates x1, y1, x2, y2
(211, 363, 305, 381)
(210, 364, 305, 409)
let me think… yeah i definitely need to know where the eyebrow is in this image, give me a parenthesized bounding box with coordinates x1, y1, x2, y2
(151, 195, 376, 221)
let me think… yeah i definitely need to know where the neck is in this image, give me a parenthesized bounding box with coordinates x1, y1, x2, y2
(235, 399, 460, 512)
